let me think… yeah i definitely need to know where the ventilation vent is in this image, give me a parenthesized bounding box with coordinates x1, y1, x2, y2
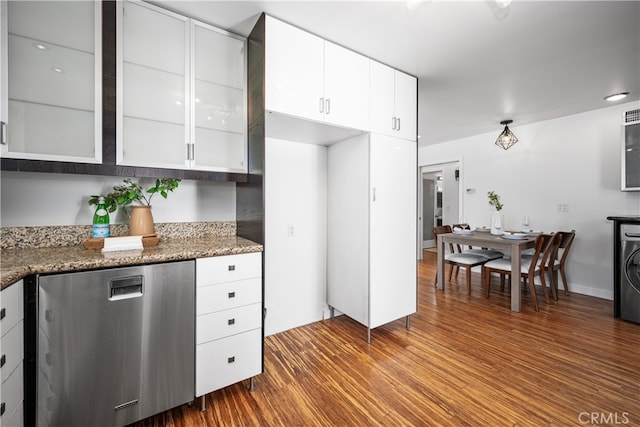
(624, 109, 640, 124)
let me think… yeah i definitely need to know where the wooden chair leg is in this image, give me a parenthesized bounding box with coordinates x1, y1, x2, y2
(466, 266, 472, 295)
(527, 274, 539, 311)
(484, 269, 491, 297)
(547, 268, 558, 301)
(539, 271, 550, 304)
(560, 268, 570, 295)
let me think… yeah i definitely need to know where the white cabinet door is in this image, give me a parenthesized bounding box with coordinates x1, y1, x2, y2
(370, 61, 417, 141)
(192, 22, 246, 172)
(369, 61, 396, 137)
(394, 70, 417, 141)
(265, 16, 324, 122)
(369, 134, 417, 329)
(118, 0, 188, 169)
(2, 1, 101, 163)
(323, 41, 370, 131)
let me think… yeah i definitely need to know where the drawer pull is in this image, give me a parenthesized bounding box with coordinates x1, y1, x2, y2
(1, 402, 5, 416)
(228, 318, 235, 325)
(227, 356, 235, 364)
(228, 265, 236, 271)
(0, 308, 5, 320)
(228, 291, 236, 298)
(0, 354, 5, 368)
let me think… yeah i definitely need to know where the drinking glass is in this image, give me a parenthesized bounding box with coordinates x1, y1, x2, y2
(522, 215, 530, 229)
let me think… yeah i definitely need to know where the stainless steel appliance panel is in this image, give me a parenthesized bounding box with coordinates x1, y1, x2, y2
(621, 224, 640, 324)
(37, 261, 195, 427)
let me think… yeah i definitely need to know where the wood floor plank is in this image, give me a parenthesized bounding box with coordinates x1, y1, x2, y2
(131, 251, 639, 426)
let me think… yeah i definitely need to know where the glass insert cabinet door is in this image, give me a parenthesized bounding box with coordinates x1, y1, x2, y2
(117, 1, 247, 173)
(1, 1, 102, 163)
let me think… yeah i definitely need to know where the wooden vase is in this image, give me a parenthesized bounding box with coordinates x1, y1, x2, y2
(129, 205, 155, 236)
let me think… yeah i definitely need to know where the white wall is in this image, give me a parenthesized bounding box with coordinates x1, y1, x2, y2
(264, 138, 328, 336)
(419, 101, 640, 299)
(0, 171, 236, 226)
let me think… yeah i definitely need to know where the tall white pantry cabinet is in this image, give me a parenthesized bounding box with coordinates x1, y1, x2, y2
(257, 14, 417, 340)
(327, 134, 417, 342)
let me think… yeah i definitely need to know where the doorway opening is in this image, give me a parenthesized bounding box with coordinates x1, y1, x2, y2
(417, 161, 461, 259)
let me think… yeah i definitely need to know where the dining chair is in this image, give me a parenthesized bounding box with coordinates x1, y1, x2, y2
(452, 223, 504, 260)
(481, 234, 549, 311)
(522, 232, 563, 300)
(548, 230, 576, 296)
(433, 225, 490, 295)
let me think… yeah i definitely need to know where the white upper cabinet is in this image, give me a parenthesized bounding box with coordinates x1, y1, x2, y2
(1, 1, 102, 162)
(265, 17, 324, 122)
(323, 41, 370, 131)
(117, 1, 247, 173)
(192, 22, 246, 171)
(265, 16, 369, 131)
(370, 61, 417, 141)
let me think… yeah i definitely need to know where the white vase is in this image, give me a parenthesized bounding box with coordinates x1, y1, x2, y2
(490, 211, 504, 235)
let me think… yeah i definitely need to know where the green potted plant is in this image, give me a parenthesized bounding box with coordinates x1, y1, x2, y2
(487, 191, 504, 235)
(89, 178, 181, 236)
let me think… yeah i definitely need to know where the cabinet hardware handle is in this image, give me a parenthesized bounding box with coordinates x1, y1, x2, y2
(228, 291, 236, 298)
(0, 355, 5, 368)
(325, 98, 330, 114)
(0, 308, 5, 320)
(227, 356, 235, 363)
(1, 402, 5, 416)
(228, 318, 235, 325)
(319, 97, 324, 113)
(397, 117, 401, 131)
(191, 143, 195, 160)
(392, 117, 396, 130)
(0, 121, 6, 145)
(186, 143, 190, 161)
(372, 187, 376, 202)
(228, 265, 235, 271)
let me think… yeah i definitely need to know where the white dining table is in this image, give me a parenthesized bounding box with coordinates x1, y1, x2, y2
(436, 231, 537, 312)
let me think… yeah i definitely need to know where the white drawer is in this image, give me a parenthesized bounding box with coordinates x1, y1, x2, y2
(1, 321, 23, 383)
(197, 303, 262, 344)
(196, 278, 261, 315)
(195, 328, 262, 396)
(196, 253, 262, 286)
(1, 361, 23, 425)
(1, 281, 23, 338)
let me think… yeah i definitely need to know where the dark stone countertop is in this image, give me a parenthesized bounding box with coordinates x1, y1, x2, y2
(1, 236, 262, 290)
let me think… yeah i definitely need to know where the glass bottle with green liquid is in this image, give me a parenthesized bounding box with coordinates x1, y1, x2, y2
(92, 197, 110, 238)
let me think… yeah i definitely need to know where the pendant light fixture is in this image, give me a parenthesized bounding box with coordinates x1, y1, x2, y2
(495, 119, 518, 150)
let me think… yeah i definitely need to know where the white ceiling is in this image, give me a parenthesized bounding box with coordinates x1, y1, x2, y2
(157, 0, 640, 147)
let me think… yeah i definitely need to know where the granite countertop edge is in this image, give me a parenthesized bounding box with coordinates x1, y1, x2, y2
(1, 236, 263, 290)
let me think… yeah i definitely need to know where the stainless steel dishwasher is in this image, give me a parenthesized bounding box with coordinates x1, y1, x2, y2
(36, 261, 195, 427)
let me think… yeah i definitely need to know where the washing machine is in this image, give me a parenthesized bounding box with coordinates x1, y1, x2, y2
(620, 224, 640, 324)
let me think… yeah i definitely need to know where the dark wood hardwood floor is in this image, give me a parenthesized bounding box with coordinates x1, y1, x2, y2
(131, 251, 639, 426)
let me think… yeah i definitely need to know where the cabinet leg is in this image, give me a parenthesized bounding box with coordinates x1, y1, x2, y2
(406, 315, 411, 329)
(248, 376, 256, 392)
(330, 306, 335, 319)
(367, 327, 371, 344)
(200, 395, 206, 412)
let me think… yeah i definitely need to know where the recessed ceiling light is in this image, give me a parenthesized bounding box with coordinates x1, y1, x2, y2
(604, 92, 630, 102)
(34, 43, 47, 50)
(51, 67, 64, 73)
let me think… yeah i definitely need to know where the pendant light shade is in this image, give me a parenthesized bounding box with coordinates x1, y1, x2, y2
(495, 119, 518, 150)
